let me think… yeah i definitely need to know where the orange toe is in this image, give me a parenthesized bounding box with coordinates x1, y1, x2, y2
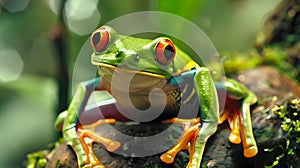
(244, 146, 258, 158)
(228, 130, 241, 144)
(106, 141, 121, 152)
(160, 153, 175, 164)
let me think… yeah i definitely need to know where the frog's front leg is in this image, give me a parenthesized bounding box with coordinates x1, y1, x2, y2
(60, 78, 120, 168)
(220, 79, 258, 158)
(189, 67, 219, 167)
(160, 67, 219, 168)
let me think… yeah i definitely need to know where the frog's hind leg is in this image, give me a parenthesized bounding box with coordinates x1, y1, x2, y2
(225, 79, 258, 158)
(238, 91, 258, 158)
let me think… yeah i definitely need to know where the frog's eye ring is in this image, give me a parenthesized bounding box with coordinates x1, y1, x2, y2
(91, 26, 110, 52)
(154, 38, 176, 65)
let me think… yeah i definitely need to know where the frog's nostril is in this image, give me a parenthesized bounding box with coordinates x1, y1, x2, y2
(134, 55, 140, 62)
(116, 51, 125, 58)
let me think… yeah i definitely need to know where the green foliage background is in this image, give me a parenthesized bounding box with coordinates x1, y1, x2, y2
(0, 0, 280, 167)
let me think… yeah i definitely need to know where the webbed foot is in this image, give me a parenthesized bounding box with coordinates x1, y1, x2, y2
(160, 118, 201, 167)
(77, 119, 121, 168)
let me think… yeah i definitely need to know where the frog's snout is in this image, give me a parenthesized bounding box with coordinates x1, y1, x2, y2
(116, 50, 140, 63)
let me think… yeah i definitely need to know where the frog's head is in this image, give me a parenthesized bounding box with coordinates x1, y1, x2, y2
(90, 26, 176, 79)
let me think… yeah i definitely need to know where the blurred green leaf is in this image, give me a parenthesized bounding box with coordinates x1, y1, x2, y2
(0, 75, 57, 167)
(158, 0, 204, 20)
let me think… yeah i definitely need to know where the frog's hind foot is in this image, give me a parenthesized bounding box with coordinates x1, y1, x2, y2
(160, 118, 201, 166)
(77, 119, 121, 168)
(219, 96, 258, 158)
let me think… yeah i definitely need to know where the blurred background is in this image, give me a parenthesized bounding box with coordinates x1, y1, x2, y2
(0, 0, 281, 167)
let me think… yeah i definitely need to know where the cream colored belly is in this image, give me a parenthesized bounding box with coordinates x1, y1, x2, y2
(98, 66, 169, 110)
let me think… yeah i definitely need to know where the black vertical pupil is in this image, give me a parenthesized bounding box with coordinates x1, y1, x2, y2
(92, 32, 101, 46)
(164, 45, 174, 60)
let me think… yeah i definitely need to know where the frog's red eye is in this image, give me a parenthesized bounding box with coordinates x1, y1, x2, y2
(154, 38, 176, 65)
(91, 26, 109, 52)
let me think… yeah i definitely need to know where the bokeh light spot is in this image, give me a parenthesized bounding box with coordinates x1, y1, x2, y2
(45, 0, 59, 15)
(65, 0, 100, 35)
(0, 49, 24, 82)
(2, 0, 30, 13)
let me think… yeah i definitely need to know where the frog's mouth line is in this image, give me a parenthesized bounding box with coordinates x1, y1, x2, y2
(91, 61, 166, 79)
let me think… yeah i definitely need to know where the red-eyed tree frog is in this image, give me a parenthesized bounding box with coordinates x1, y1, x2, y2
(55, 26, 258, 168)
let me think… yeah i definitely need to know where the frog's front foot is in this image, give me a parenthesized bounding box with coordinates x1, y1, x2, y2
(160, 118, 201, 167)
(76, 119, 121, 168)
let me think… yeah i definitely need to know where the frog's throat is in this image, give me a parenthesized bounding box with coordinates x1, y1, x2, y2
(92, 61, 166, 79)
